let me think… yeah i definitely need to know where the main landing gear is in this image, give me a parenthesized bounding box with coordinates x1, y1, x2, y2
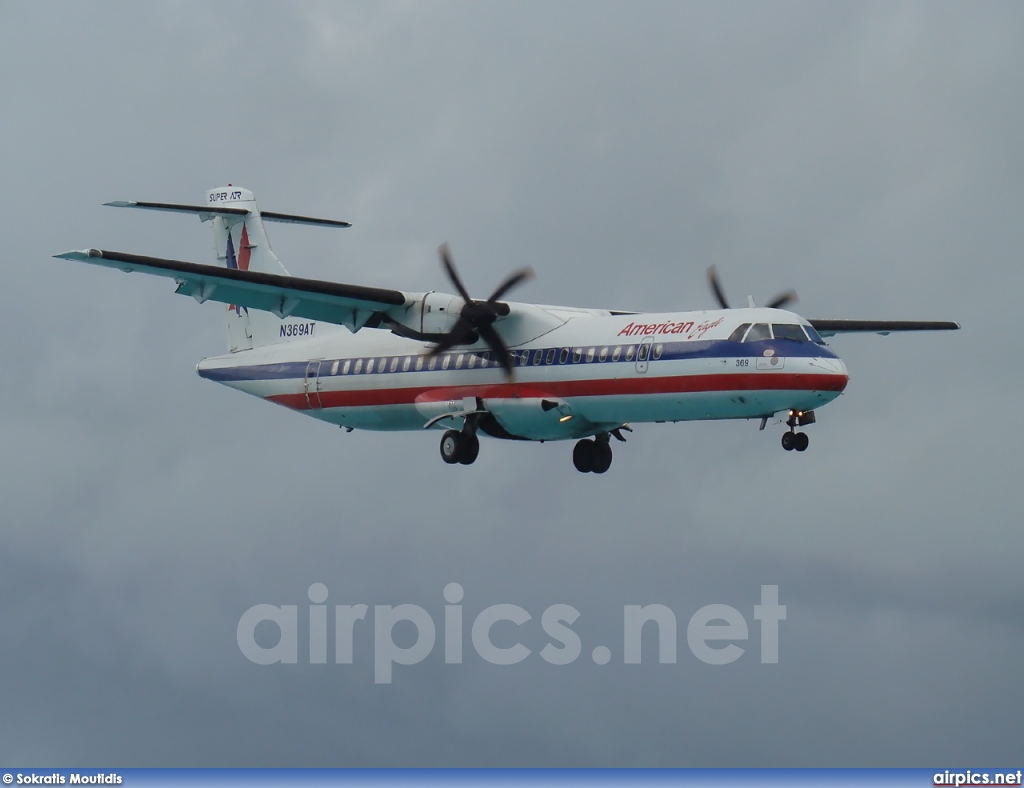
(572, 427, 630, 474)
(781, 409, 814, 452)
(573, 436, 613, 474)
(440, 428, 480, 465)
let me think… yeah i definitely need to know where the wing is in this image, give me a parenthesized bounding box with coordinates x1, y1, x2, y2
(55, 248, 410, 332)
(808, 319, 961, 337)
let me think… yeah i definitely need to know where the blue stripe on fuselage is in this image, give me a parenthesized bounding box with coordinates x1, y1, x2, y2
(197, 338, 839, 383)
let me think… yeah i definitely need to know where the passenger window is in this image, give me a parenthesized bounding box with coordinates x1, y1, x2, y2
(744, 323, 771, 342)
(533, 350, 542, 365)
(467, 353, 477, 369)
(519, 351, 529, 366)
(428, 356, 437, 371)
(415, 356, 424, 371)
(354, 359, 363, 374)
(728, 323, 751, 342)
(572, 348, 582, 363)
(625, 345, 636, 361)
(612, 346, 622, 362)
(455, 354, 464, 369)
(772, 324, 806, 342)
(637, 344, 649, 361)
(342, 360, 351, 375)
(559, 348, 569, 364)
(585, 347, 595, 363)
(367, 358, 376, 374)
(403, 357, 411, 372)
(653, 344, 663, 360)
(331, 360, 340, 375)
(599, 347, 608, 362)
(442, 355, 450, 370)
(546, 348, 556, 364)
(390, 357, 399, 372)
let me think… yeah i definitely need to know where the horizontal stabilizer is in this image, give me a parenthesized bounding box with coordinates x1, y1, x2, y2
(809, 319, 961, 337)
(104, 200, 351, 228)
(54, 248, 407, 332)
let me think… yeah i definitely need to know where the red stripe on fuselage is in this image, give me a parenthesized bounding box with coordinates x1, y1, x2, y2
(266, 372, 847, 411)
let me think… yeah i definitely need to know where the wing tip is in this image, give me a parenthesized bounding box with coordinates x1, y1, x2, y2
(54, 248, 103, 261)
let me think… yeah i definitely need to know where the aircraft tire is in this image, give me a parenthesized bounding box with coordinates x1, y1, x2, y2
(573, 439, 596, 473)
(794, 432, 809, 452)
(592, 442, 613, 474)
(458, 433, 480, 465)
(440, 430, 463, 464)
(781, 432, 796, 451)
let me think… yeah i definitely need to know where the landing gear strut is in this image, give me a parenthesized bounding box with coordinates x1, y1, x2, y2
(573, 434, 613, 474)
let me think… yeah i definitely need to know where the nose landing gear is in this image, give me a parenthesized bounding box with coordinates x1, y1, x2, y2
(781, 430, 809, 452)
(781, 409, 814, 452)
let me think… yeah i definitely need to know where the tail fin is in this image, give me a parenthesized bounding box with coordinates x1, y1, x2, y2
(204, 187, 290, 352)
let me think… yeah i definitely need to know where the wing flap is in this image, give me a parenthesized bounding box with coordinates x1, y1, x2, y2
(809, 319, 961, 337)
(55, 249, 408, 331)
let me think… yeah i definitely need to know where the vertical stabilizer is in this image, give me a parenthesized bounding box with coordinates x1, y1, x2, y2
(203, 187, 291, 352)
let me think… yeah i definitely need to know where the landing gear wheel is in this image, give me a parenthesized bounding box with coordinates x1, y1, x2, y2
(781, 432, 796, 451)
(573, 439, 596, 473)
(592, 441, 613, 474)
(440, 430, 463, 464)
(794, 432, 809, 452)
(458, 432, 480, 465)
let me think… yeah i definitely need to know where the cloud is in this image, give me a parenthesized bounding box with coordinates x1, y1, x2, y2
(1, 0, 1021, 766)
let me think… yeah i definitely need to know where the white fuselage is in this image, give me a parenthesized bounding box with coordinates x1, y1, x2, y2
(196, 306, 849, 442)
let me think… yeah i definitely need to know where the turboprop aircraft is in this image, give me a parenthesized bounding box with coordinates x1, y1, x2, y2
(56, 186, 959, 474)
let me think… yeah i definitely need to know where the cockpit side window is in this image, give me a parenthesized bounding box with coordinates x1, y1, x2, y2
(744, 323, 771, 342)
(728, 323, 751, 342)
(803, 324, 826, 344)
(772, 323, 806, 342)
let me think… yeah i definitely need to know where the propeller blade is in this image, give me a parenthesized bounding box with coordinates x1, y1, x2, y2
(425, 318, 477, 357)
(765, 290, 798, 310)
(439, 243, 474, 304)
(707, 265, 730, 309)
(477, 323, 513, 377)
(487, 267, 534, 304)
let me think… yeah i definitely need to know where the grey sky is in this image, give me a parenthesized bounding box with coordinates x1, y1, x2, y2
(1, 0, 1022, 766)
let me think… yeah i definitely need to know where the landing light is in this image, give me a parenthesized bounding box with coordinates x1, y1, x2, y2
(559, 415, 574, 423)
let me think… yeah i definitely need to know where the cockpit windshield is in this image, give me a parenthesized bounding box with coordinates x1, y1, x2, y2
(772, 323, 807, 342)
(729, 322, 826, 344)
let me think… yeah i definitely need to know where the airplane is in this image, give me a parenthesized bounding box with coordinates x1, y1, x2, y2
(55, 186, 960, 474)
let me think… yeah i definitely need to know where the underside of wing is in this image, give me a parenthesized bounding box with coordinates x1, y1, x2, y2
(55, 249, 409, 332)
(809, 319, 961, 337)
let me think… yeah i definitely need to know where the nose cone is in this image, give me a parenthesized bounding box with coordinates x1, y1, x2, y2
(818, 355, 849, 392)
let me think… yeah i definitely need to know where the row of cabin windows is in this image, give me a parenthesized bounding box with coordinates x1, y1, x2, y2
(322, 343, 666, 376)
(727, 322, 826, 344)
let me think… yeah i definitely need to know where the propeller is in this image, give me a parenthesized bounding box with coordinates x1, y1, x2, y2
(706, 265, 798, 310)
(424, 244, 534, 376)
